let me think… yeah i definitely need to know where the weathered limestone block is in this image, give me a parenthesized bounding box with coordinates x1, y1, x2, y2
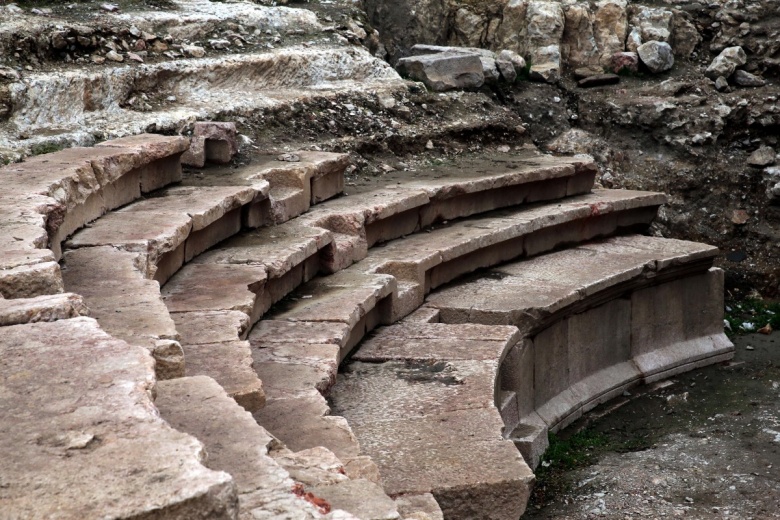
(185, 340, 266, 412)
(705, 46, 747, 79)
(450, 7, 486, 48)
(593, 0, 628, 66)
(0, 318, 238, 519)
(0, 292, 87, 326)
(529, 44, 562, 83)
(671, 13, 701, 57)
(396, 53, 484, 91)
(562, 4, 600, 69)
(0, 259, 64, 299)
(629, 6, 674, 44)
(155, 376, 329, 519)
(194, 121, 238, 164)
(495, 0, 529, 54)
(95, 133, 188, 192)
(526, 1, 565, 49)
(182, 135, 207, 168)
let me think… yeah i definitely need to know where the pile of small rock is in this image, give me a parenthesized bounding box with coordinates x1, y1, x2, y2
(706, 45, 767, 91)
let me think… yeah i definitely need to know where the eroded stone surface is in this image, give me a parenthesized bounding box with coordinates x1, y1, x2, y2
(0, 318, 237, 519)
(333, 323, 532, 520)
(155, 375, 327, 520)
(0, 292, 88, 326)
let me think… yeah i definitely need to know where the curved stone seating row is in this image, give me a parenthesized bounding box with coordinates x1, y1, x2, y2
(248, 189, 665, 496)
(329, 235, 733, 520)
(0, 138, 398, 520)
(164, 152, 595, 353)
(425, 235, 733, 468)
(0, 134, 188, 298)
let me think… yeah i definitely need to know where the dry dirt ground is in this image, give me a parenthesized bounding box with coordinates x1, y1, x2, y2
(524, 331, 780, 520)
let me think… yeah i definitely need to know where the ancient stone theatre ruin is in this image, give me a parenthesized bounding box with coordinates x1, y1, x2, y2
(3, 0, 777, 518)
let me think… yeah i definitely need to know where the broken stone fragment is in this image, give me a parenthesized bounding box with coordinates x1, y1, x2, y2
(396, 53, 484, 92)
(747, 146, 776, 167)
(714, 76, 730, 92)
(609, 51, 639, 74)
(578, 73, 620, 88)
(574, 67, 604, 80)
(637, 40, 674, 73)
(705, 46, 746, 79)
(182, 136, 206, 168)
(497, 49, 526, 75)
(105, 50, 123, 62)
(193, 122, 238, 164)
(733, 70, 766, 87)
(495, 59, 517, 83)
(182, 44, 206, 58)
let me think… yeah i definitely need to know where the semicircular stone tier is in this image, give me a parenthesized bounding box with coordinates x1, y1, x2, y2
(332, 234, 733, 520)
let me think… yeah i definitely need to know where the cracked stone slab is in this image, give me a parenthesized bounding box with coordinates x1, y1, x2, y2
(0, 318, 237, 519)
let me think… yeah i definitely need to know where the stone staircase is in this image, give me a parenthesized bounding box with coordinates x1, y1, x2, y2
(0, 129, 732, 519)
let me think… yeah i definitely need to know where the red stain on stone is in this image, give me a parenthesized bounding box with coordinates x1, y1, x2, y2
(292, 483, 332, 514)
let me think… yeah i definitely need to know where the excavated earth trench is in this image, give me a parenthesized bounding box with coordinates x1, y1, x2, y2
(0, 0, 779, 519)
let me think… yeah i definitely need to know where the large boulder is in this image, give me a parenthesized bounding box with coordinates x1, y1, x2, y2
(637, 40, 674, 73)
(396, 52, 484, 91)
(705, 46, 746, 79)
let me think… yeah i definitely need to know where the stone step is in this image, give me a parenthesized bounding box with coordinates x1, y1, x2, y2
(300, 152, 597, 272)
(155, 375, 400, 520)
(2, 46, 404, 161)
(61, 246, 184, 380)
(331, 323, 534, 520)
(66, 183, 267, 283)
(424, 235, 733, 466)
(0, 292, 87, 326)
(0, 317, 237, 519)
(0, 0, 323, 72)
(181, 151, 350, 226)
(0, 134, 187, 297)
